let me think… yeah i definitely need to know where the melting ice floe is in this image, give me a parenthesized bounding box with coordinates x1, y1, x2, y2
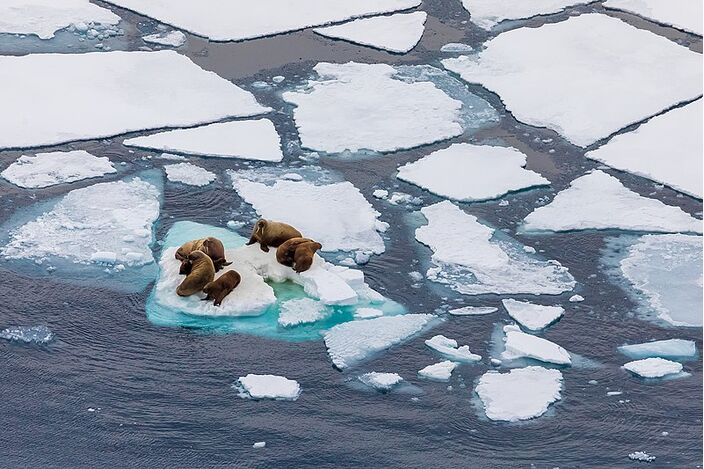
(0, 0, 120, 39)
(622, 358, 685, 379)
(314, 11, 427, 53)
(414, 201, 575, 295)
(235, 374, 301, 400)
(441, 14, 702, 147)
(522, 171, 702, 234)
(501, 325, 571, 365)
(501, 299, 564, 332)
(459, 0, 591, 30)
(418, 360, 458, 381)
(142, 30, 186, 47)
(425, 335, 482, 362)
(277, 298, 329, 327)
(586, 100, 703, 199)
(1, 151, 116, 189)
(0, 325, 54, 344)
(123, 119, 283, 162)
(440, 43, 473, 53)
(618, 339, 697, 360)
(475, 366, 563, 422)
(448, 306, 498, 316)
(164, 163, 216, 187)
(358, 372, 404, 391)
(628, 451, 656, 463)
(604, 0, 702, 35)
(0, 51, 269, 149)
(397, 143, 549, 202)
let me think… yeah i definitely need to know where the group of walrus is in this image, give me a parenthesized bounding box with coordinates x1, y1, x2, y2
(174, 219, 322, 306)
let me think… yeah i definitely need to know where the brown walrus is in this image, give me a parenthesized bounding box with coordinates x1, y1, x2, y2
(202, 270, 242, 306)
(246, 219, 302, 252)
(176, 251, 215, 297)
(276, 237, 323, 273)
(176, 237, 231, 273)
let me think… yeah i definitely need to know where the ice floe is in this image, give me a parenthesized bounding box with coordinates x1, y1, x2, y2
(314, 11, 426, 53)
(628, 451, 656, 463)
(124, 119, 283, 162)
(252, 442, 266, 449)
(604, 0, 702, 35)
(0, 325, 54, 344)
(586, 100, 703, 199)
(164, 163, 216, 187)
(277, 298, 329, 327)
(475, 366, 563, 422)
(460, 0, 591, 30)
(354, 307, 384, 319)
(522, 171, 702, 234)
(415, 201, 575, 295)
(442, 14, 702, 147)
(358, 372, 404, 391)
(501, 325, 571, 365)
(448, 306, 498, 316)
(425, 335, 482, 362)
(418, 360, 458, 381)
(568, 294, 584, 303)
(235, 374, 301, 400)
(440, 42, 473, 53)
(142, 30, 186, 47)
(324, 314, 437, 369)
(501, 299, 564, 331)
(0, 51, 268, 149)
(618, 339, 697, 360)
(1, 151, 116, 189)
(397, 143, 549, 202)
(623, 357, 684, 378)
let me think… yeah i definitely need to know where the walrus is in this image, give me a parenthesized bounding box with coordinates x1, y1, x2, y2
(276, 237, 322, 273)
(246, 219, 302, 252)
(176, 237, 231, 273)
(202, 270, 241, 306)
(176, 251, 215, 297)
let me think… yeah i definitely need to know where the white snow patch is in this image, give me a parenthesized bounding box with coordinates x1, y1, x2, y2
(277, 298, 329, 327)
(418, 360, 458, 381)
(501, 325, 571, 365)
(502, 299, 564, 331)
(460, 0, 591, 30)
(1, 151, 116, 189)
(618, 339, 697, 360)
(236, 374, 301, 400)
(164, 163, 216, 187)
(425, 334, 482, 362)
(628, 451, 656, 462)
(448, 306, 498, 316)
(142, 30, 186, 47)
(605, 0, 702, 35)
(623, 358, 684, 378)
(358, 372, 404, 391)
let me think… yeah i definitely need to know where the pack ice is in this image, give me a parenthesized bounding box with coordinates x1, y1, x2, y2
(0, 51, 268, 149)
(442, 14, 702, 147)
(522, 171, 702, 234)
(425, 335, 482, 362)
(604, 0, 702, 35)
(397, 143, 549, 202)
(622, 358, 685, 379)
(1, 151, 116, 189)
(460, 0, 592, 30)
(164, 163, 216, 187)
(235, 374, 301, 400)
(502, 299, 564, 332)
(501, 325, 572, 365)
(415, 201, 575, 295)
(619, 339, 697, 360)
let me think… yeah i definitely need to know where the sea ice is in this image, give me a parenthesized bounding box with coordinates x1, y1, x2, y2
(0, 325, 54, 344)
(448, 306, 498, 316)
(501, 299, 564, 331)
(586, 100, 703, 199)
(440, 43, 473, 53)
(142, 30, 186, 47)
(418, 360, 458, 381)
(475, 366, 563, 422)
(623, 358, 684, 378)
(0, 51, 269, 149)
(460, 0, 591, 30)
(442, 14, 702, 147)
(618, 339, 697, 360)
(628, 451, 656, 462)
(314, 11, 427, 53)
(354, 307, 384, 319)
(425, 335, 482, 362)
(252, 442, 266, 449)
(277, 298, 329, 327)
(164, 163, 216, 187)
(415, 201, 575, 295)
(604, 0, 702, 35)
(358, 372, 404, 391)
(1, 150, 116, 189)
(501, 325, 572, 365)
(235, 374, 301, 400)
(522, 171, 702, 234)
(569, 295, 584, 303)
(124, 119, 283, 162)
(397, 143, 549, 202)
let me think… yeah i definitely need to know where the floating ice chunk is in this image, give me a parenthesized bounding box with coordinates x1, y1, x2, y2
(604, 0, 702, 35)
(448, 306, 498, 316)
(387, 192, 421, 206)
(501, 299, 564, 331)
(142, 30, 186, 47)
(569, 294, 584, 303)
(358, 372, 404, 391)
(425, 335, 482, 362)
(0, 0, 120, 39)
(618, 339, 697, 360)
(235, 374, 301, 400)
(0, 325, 54, 344)
(0, 51, 269, 150)
(272, 76, 285, 83)
(354, 308, 384, 319)
(522, 171, 702, 234)
(103, 0, 421, 41)
(607, 391, 623, 396)
(623, 358, 684, 378)
(372, 189, 389, 199)
(397, 143, 549, 202)
(460, 0, 591, 30)
(164, 163, 216, 187)
(252, 442, 266, 449)
(1, 151, 116, 189)
(415, 201, 575, 295)
(475, 366, 563, 422)
(314, 11, 427, 53)
(442, 14, 702, 147)
(324, 314, 437, 369)
(90, 251, 117, 264)
(278, 298, 329, 327)
(440, 42, 473, 53)
(586, 100, 702, 199)
(628, 451, 656, 462)
(124, 119, 283, 162)
(502, 325, 571, 365)
(418, 360, 458, 381)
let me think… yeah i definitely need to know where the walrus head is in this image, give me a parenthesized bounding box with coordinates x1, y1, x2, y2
(255, 219, 267, 236)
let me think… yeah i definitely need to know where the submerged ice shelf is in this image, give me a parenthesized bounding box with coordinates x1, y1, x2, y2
(618, 339, 697, 360)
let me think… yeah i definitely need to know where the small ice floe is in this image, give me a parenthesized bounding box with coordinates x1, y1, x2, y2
(606, 391, 623, 396)
(618, 339, 697, 361)
(155, 153, 187, 161)
(408, 271, 424, 282)
(628, 451, 656, 463)
(277, 298, 329, 327)
(397, 143, 549, 202)
(440, 43, 473, 53)
(372, 189, 389, 199)
(501, 299, 564, 332)
(490, 358, 502, 366)
(425, 335, 481, 362)
(235, 374, 301, 401)
(521, 171, 702, 234)
(418, 360, 458, 381)
(353, 308, 383, 319)
(164, 163, 216, 187)
(1, 150, 116, 189)
(501, 325, 571, 366)
(0, 325, 54, 344)
(475, 366, 563, 422)
(442, 14, 702, 147)
(252, 442, 266, 449)
(622, 358, 685, 379)
(448, 306, 498, 316)
(387, 192, 422, 206)
(124, 119, 283, 162)
(314, 11, 427, 54)
(459, 0, 591, 30)
(358, 372, 404, 391)
(324, 314, 437, 369)
(142, 30, 186, 47)
(568, 294, 584, 303)
(272, 76, 285, 83)
(604, 0, 701, 35)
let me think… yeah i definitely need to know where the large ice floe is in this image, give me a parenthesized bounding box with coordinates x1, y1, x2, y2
(604, 0, 702, 35)
(0, 51, 269, 149)
(397, 143, 549, 202)
(164, 163, 216, 187)
(123, 119, 283, 162)
(441, 14, 702, 147)
(418, 360, 458, 381)
(522, 171, 702, 234)
(475, 366, 563, 422)
(414, 201, 575, 295)
(586, 100, 703, 199)
(103, 0, 420, 41)
(313, 11, 427, 53)
(501, 299, 564, 332)
(425, 335, 482, 362)
(0, 0, 120, 39)
(146, 221, 404, 341)
(622, 358, 685, 379)
(619, 339, 697, 360)
(1, 151, 116, 189)
(501, 325, 572, 365)
(235, 374, 301, 400)
(460, 0, 592, 30)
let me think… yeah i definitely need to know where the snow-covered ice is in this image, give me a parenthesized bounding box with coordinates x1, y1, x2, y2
(442, 14, 702, 147)
(618, 339, 697, 360)
(418, 360, 458, 381)
(586, 100, 703, 199)
(475, 366, 563, 421)
(501, 299, 564, 331)
(501, 325, 572, 365)
(425, 335, 482, 362)
(142, 30, 186, 47)
(1, 151, 116, 189)
(164, 163, 216, 187)
(569, 295, 584, 303)
(278, 298, 329, 327)
(397, 143, 549, 202)
(358, 372, 404, 391)
(235, 374, 301, 400)
(314, 11, 427, 53)
(628, 451, 656, 462)
(460, 0, 591, 30)
(124, 119, 283, 162)
(623, 358, 684, 378)
(252, 442, 266, 449)
(440, 43, 473, 53)
(354, 307, 384, 319)
(0, 51, 269, 149)
(604, 0, 702, 35)
(448, 306, 498, 316)
(0, 325, 54, 344)
(522, 171, 702, 234)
